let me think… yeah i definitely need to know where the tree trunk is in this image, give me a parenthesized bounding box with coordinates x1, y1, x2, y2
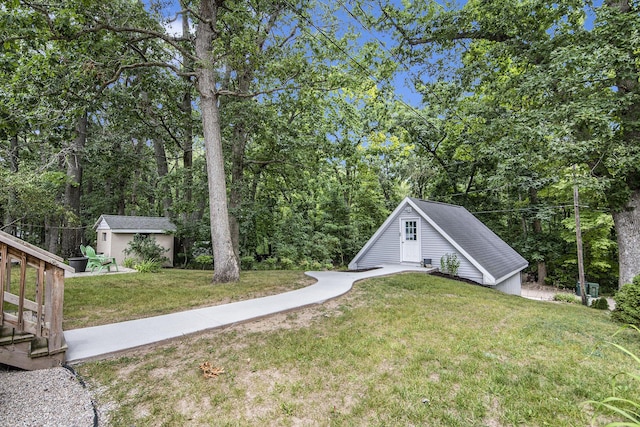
(195, 0, 239, 283)
(606, 0, 640, 288)
(61, 113, 87, 258)
(179, 2, 196, 262)
(227, 70, 252, 260)
(530, 187, 547, 285)
(229, 126, 247, 260)
(153, 138, 172, 216)
(613, 189, 640, 288)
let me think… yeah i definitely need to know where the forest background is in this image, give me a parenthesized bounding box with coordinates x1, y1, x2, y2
(1, 0, 638, 291)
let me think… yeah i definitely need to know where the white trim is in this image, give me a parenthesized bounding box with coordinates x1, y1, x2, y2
(400, 217, 421, 263)
(348, 197, 412, 269)
(110, 229, 172, 234)
(404, 198, 495, 282)
(493, 267, 528, 286)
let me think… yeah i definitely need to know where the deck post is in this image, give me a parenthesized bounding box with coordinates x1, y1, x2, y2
(46, 265, 65, 352)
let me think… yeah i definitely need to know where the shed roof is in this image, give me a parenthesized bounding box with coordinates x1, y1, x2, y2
(408, 198, 528, 282)
(94, 215, 176, 233)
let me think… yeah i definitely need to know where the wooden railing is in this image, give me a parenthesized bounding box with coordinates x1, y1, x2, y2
(0, 229, 73, 369)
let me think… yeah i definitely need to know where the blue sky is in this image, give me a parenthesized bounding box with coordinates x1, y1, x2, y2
(152, 0, 604, 109)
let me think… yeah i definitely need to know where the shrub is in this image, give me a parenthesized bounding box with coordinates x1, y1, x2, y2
(240, 256, 255, 271)
(553, 293, 581, 304)
(124, 234, 168, 264)
(298, 259, 310, 270)
(612, 276, 640, 327)
(310, 261, 323, 270)
(279, 257, 295, 270)
(591, 297, 610, 310)
(440, 253, 460, 276)
(260, 257, 277, 270)
(134, 259, 162, 273)
(123, 257, 136, 269)
(194, 254, 213, 270)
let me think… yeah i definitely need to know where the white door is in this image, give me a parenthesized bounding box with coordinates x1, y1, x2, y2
(401, 219, 421, 263)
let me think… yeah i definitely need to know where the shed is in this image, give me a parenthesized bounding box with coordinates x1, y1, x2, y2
(348, 197, 528, 295)
(94, 215, 177, 267)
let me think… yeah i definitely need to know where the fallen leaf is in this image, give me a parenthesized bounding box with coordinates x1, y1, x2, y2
(199, 361, 225, 378)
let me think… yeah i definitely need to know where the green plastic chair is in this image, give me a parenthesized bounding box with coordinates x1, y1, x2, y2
(84, 245, 118, 273)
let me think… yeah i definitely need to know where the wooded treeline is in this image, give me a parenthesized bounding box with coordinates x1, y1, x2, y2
(1, 0, 637, 289)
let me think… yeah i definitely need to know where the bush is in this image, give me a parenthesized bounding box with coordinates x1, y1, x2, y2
(194, 254, 213, 270)
(123, 257, 136, 269)
(279, 257, 295, 270)
(258, 257, 277, 270)
(591, 297, 610, 310)
(298, 259, 310, 270)
(612, 275, 640, 326)
(440, 253, 460, 276)
(134, 259, 162, 273)
(124, 234, 168, 264)
(240, 256, 255, 271)
(310, 261, 323, 270)
(553, 293, 581, 304)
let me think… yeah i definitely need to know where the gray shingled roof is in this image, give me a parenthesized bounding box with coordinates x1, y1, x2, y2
(409, 198, 528, 281)
(95, 215, 176, 233)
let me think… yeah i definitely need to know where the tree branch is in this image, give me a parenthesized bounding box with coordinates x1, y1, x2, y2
(84, 23, 199, 62)
(100, 62, 196, 91)
(408, 31, 513, 46)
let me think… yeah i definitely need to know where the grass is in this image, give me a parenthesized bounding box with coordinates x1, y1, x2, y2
(63, 270, 313, 330)
(75, 273, 640, 426)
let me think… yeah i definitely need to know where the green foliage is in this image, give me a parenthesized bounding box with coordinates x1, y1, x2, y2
(612, 276, 640, 327)
(122, 257, 136, 269)
(440, 253, 460, 276)
(592, 297, 610, 311)
(261, 257, 278, 270)
(279, 257, 294, 270)
(123, 234, 169, 264)
(133, 259, 162, 273)
(553, 293, 581, 304)
(194, 255, 213, 270)
(240, 256, 256, 271)
(587, 325, 640, 426)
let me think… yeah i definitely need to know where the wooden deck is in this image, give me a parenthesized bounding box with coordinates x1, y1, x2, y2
(0, 230, 73, 370)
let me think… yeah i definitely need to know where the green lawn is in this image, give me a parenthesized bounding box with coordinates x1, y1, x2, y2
(76, 272, 640, 426)
(63, 270, 313, 330)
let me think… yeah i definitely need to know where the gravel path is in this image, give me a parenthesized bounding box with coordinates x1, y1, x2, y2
(0, 366, 96, 427)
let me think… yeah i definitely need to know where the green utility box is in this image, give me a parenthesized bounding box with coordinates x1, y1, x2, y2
(576, 282, 599, 298)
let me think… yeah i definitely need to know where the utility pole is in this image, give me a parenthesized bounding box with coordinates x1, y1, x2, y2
(573, 165, 588, 306)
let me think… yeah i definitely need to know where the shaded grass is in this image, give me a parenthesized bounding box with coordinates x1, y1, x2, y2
(78, 273, 640, 426)
(63, 270, 313, 330)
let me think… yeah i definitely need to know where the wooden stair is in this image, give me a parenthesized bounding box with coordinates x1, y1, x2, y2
(0, 326, 67, 370)
(0, 230, 73, 370)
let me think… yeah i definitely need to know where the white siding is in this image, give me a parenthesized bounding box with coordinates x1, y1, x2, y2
(96, 229, 112, 258)
(354, 213, 483, 284)
(356, 212, 402, 269)
(494, 272, 522, 296)
(111, 233, 175, 267)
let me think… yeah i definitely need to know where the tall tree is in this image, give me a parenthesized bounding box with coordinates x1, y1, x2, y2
(378, 0, 639, 287)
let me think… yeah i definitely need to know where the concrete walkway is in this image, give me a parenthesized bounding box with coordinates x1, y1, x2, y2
(64, 264, 433, 363)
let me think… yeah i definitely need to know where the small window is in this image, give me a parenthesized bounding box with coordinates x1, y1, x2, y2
(102, 232, 107, 241)
(405, 221, 417, 241)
